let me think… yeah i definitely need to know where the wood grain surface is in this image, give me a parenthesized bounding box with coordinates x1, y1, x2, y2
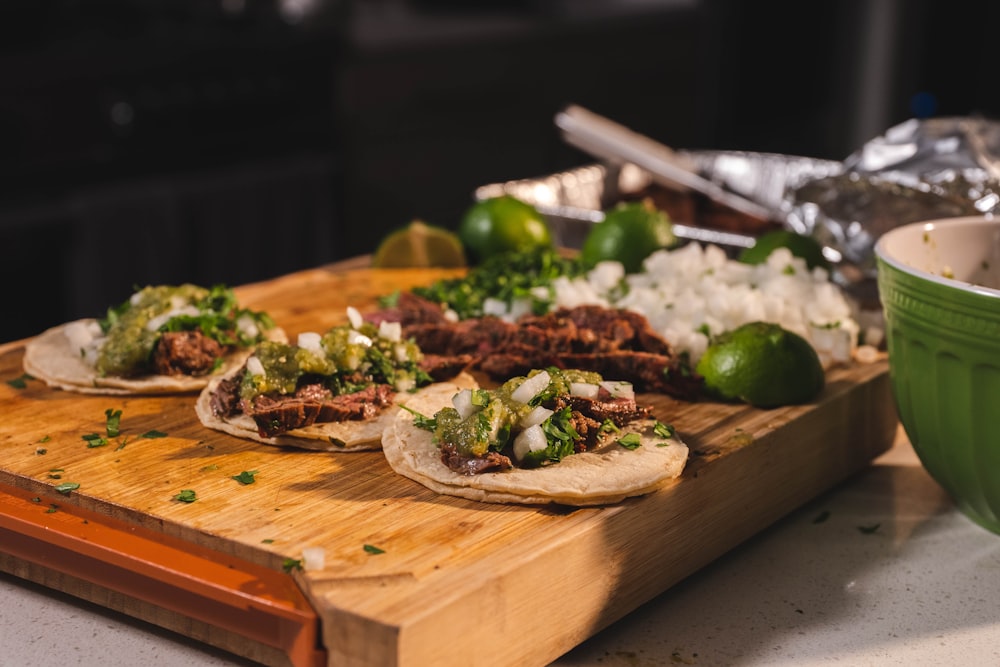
(0, 264, 898, 667)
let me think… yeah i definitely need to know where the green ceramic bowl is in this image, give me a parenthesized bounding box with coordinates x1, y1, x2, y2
(875, 216, 1000, 534)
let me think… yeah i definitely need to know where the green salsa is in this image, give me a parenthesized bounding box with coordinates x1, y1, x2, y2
(95, 284, 273, 377)
(239, 320, 429, 403)
(433, 368, 603, 460)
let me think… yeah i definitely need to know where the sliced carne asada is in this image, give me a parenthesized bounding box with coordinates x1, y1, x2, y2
(368, 292, 699, 398)
(441, 443, 512, 475)
(249, 383, 396, 438)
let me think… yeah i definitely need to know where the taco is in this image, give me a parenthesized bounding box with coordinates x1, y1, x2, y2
(195, 307, 476, 451)
(382, 368, 689, 505)
(23, 284, 284, 395)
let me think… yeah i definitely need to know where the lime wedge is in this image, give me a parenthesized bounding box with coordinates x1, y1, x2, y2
(372, 221, 467, 268)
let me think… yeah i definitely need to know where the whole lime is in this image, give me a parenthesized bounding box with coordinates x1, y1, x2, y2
(580, 200, 675, 273)
(457, 195, 553, 264)
(739, 230, 830, 272)
(695, 321, 825, 408)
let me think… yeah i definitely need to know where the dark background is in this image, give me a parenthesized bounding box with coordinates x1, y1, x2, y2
(1, 0, 996, 342)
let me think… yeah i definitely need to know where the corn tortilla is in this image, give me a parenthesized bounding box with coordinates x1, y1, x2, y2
(381, 382, 689, 505)
(195, 368, 478, 452)
(23, 320, 286, 396)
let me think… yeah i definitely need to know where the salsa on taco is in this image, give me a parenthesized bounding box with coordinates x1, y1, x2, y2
(23, 283, 282, 395)
(382, 368, 689, 505)
(196, 307, 474, 451)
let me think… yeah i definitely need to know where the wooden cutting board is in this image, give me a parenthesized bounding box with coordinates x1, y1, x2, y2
(0, 263, 898, 667)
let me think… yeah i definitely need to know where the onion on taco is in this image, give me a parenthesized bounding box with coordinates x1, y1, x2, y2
(196, 307, 476, 452)
(23, 284, 284, 395)
(382, 368, 689, 505)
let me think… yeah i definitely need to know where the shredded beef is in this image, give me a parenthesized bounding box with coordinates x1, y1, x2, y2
(152, 331, 227, 376)
(440, 443, 512, 475)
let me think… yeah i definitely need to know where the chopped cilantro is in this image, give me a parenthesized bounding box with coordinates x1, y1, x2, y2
(653, 421, 675, 439)
(617, 432, 642, 450)
(82, 433, 108, 448)
(261, 539, 275, 544)
(7, 373, 33, 389)
(411, 247, 584, 320)
(402, 405, 437, 431)
(599, 419, 621, 434)
(104, 408, 122, 437)
(363, 544, 386, 555)
(38, 435, 50, 443)
(173, 489, 197, 503)
(232, 470, 259, 485)
(141, 429, 168, 439)
(377, 290, 401, 308)
(54, 482, 80, 495)
(282, 558, 303, 572)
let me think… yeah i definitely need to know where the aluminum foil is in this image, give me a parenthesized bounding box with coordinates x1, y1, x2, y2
(475, 150, 841, 250)
(785, 117, 1000, 284)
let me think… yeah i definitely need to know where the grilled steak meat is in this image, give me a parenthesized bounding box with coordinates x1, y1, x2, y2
(248, 383, 396, 438)
(152, 331, 228, 376)
(369, 294, 702, 399)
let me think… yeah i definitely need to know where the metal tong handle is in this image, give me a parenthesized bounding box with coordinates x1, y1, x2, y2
(554, 104, 778, 222)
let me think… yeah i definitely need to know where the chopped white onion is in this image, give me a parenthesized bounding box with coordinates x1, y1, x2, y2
(511, 370, 551, 404)
(569, 382, 600, 399)
(64, 320, 97, 349)
(301, 546, 326, 571)
(347, 330, 372, 347)
(246, 355, 265, 377)
(600, 380, 634, 400)
(482, 297, 509, 318)
(520, 405, 553, 428)
(452, 389, 481, 420)
(379, 320, 402, 343)
(236, 314, 260, 339)
(346, 306, 364, 330)
(513, 424, 549, 461)
(297, 331, 322, 351)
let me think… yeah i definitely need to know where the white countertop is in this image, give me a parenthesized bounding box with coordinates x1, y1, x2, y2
(3, 431, 999, 667)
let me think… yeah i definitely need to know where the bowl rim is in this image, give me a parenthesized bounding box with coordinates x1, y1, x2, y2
(874, 215, 1000, 300)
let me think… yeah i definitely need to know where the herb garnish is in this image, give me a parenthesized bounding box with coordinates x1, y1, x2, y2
(412, 248, 585, 320)
(54, 482, 80, 495)
(105, 408, 122, 437)
(231, 470, 259, 485)
(617, 432, 643, 450)
(403, 405, 437, 431)
(173, 489, 197, 503)
(363, 544, 386, 555)
(82, 433, 109, 448)
(653, 421, 675, 439)
(7, 373, 33, 389)
(283, 558, 303, 572)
